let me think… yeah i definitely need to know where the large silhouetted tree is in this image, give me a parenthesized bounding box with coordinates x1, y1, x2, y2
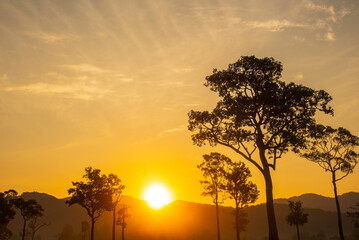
(286, 201, 308, 240)
(106, 173, 125, 240)
(188, 56, 333, 240)
(198, 152, 230, 240)
(224, 161, 259, 240)
(11, 198, 44, 240)
(302, 125, 358, 240)
(0, 190, 17, 240)
(67, 167, 112, 240)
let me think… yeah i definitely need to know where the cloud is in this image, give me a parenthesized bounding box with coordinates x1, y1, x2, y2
(305, 0, 350, 22)
(114, 74, 134, 82)
(183, 103, 203, 107)
(1, 81, 111, 100)
(26, 32, 78, 43)
(171, 67, 194, 73)
(165, 125, 186, 133)
(244, 19, 306, 32)
(61, 64, 111, 74)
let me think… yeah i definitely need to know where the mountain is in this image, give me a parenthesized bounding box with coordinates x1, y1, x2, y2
(7, 192, 359, 240)
(274, 192, 359, 212)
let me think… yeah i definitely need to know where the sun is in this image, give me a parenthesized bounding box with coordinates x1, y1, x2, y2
(143, 183, 172, 209)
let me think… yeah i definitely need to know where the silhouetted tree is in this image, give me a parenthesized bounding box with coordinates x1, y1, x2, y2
(66, 167, 112, 240)
(28, 216, 49, 240)
(57, 224, 75, 240)
(105, 174, 125, 240)
(224, 161, 259, 240)
(198, 152, 230, 240)
(286, 201, 308, 240)
(80, 221, 90, 240)
(302, 125, 358, 240)
(116, 203, 130, 240)
(188, 56, 333, 240)
(11, 198, 44, 240)
(347, 203, 359, 228)
(0, 190, 17, 239)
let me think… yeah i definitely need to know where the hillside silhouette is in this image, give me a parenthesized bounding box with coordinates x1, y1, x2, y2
(6, 192, 359, 240)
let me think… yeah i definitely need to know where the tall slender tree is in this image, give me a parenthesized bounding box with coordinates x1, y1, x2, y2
(188, 56, 333, 240)
(286, 201, 308, 240)
(224, 161, 259, 240)
(117, 203, 130, 240)
(27, 216, 49, 240)
(11, 198, 44, 240)
(67, 167, 112, 240)
(198, 152, 230, 240)
(302, 125, 358, 240)
(105, 173, 125, 240)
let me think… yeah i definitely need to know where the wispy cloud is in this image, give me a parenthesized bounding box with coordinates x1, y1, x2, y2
(26, 32, 78, 43)
(244, 19, 305, 32)
(1, 81, 111, 100)
(61, 64, 111, 74)
(165, 124, 186, 133)
(305, 1, 350, 22)
(171, 67, 194, 73)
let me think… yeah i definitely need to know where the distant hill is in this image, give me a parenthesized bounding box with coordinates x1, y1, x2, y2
(274, 192, 359, 212)
(7, 192, 359, 240)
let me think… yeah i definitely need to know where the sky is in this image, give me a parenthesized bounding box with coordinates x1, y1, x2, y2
(0, 0, 358, 205)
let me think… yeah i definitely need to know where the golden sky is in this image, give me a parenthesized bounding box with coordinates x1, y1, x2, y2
(0, 0, 358, 205)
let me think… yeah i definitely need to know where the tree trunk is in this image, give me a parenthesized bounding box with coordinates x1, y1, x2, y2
(122, 225, 125, 240)
(296, 224, 300, 240)
(332, 173, 345, 240)
(31, 229, 35, 240)
(235, 204, 240, 240)
(21, 218, 26, 240)
(91, 218, 95, 240)
(112, 204, 116, 240)
(263, 167, 279, 240)
(216, 201, 221, 240)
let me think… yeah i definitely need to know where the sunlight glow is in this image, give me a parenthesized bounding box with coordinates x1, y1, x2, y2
(143, 183, 172, 209)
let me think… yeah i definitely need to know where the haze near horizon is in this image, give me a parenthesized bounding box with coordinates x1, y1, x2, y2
(0, 0, 358, 205)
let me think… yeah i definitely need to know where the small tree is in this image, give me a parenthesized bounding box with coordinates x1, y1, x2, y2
(116, 203, 130, 240)
(80, 221, 90, 240)
(11, 198, 44, 240)
(66, 167, 112, 240)
(198, 152, 230, 240)
(302, 125, 359, 240)
(105, 173, 125, 240)
(347, 203, 359, 228)
(286, 201, 308, 240)
(28, 216, 49, 240)
(188, 56, 333, 240)
(224, 161, 259, 240)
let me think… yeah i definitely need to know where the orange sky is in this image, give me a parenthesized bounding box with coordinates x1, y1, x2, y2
(0, 0, 358, 206)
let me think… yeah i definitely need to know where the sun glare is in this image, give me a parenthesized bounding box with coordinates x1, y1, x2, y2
(143, 184, 172, 209)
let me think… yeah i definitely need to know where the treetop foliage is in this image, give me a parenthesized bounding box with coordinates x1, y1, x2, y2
(302, 125, 359, 181)
(67, 167, 113, 221)
(286, 201, 308, 227)
(188, 56, 333, 172)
